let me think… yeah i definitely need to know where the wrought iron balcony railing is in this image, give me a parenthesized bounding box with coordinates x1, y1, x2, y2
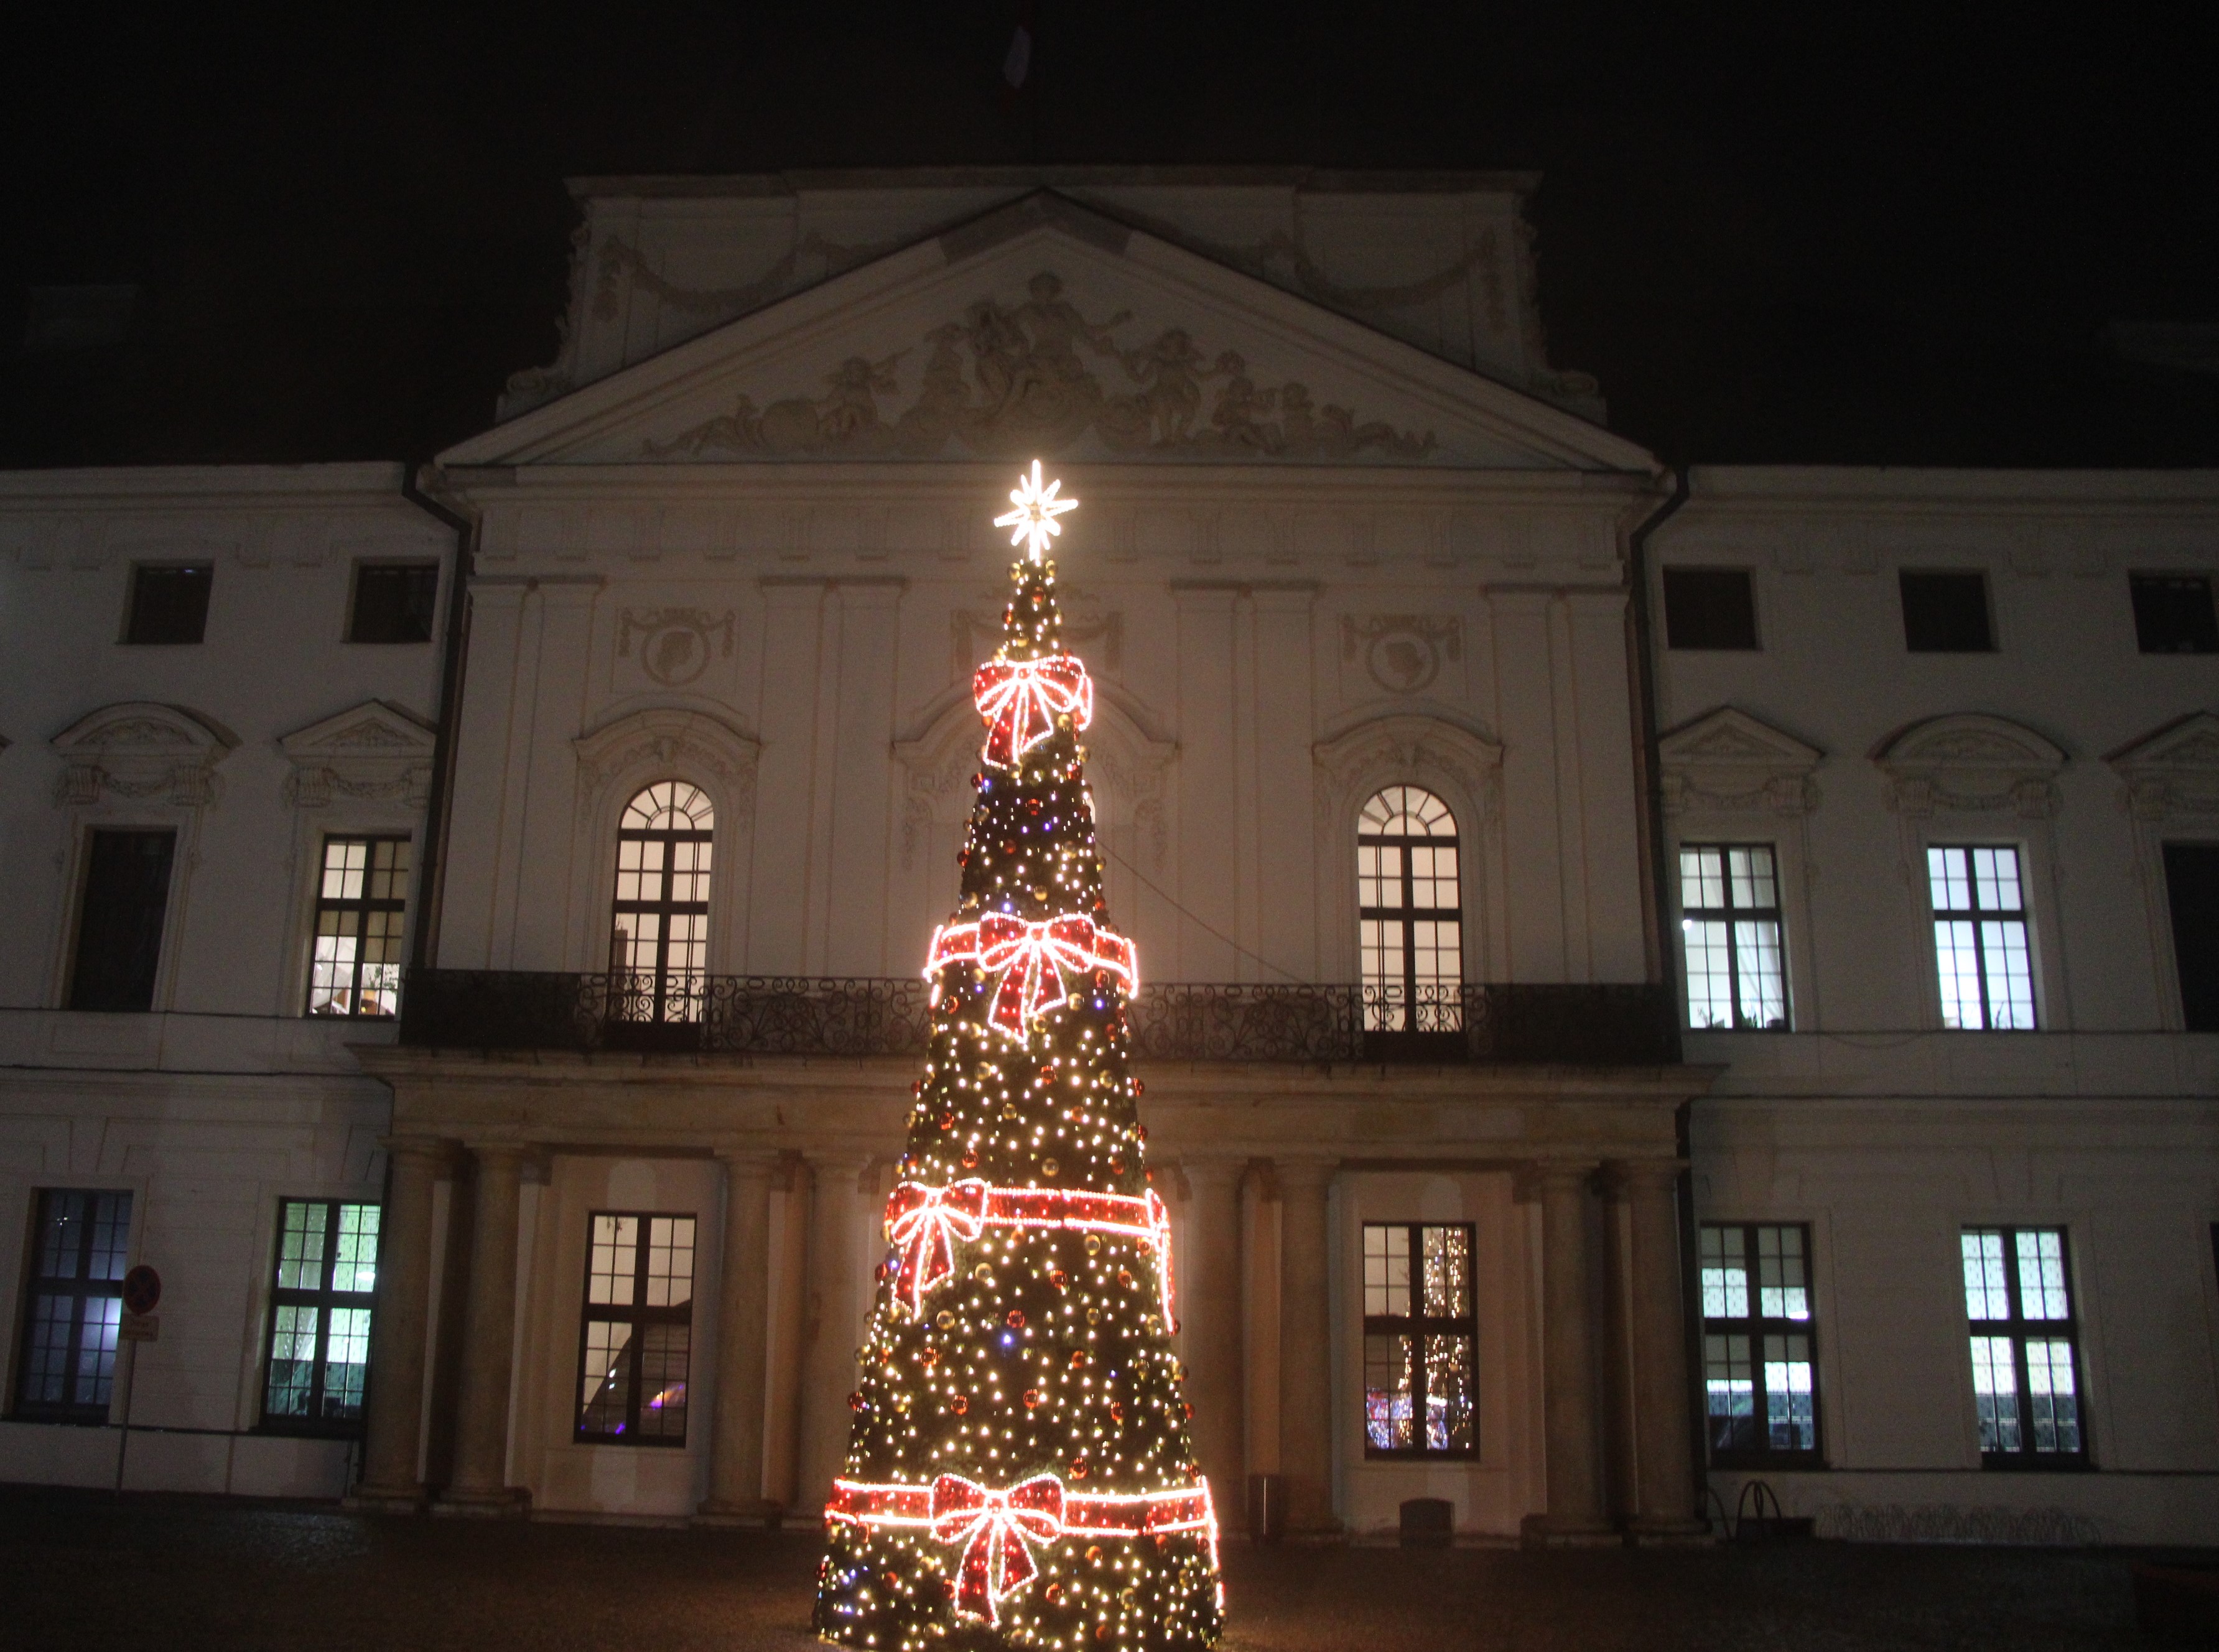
(397, 970, 1678, 1066)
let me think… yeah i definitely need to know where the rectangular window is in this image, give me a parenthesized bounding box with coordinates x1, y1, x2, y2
(68, 829, 176, 1012)
(1960, 1227, 2086, 1466)
(261, 1200, 379, 1431)
(1699, 1223, 1820, 1465)
(12, 1189, 133, 1422)
(1361, 1222, 1477, 1457)
(123, 564, 213, 645)
(348, 563, 439, 644)
(2130, 573, 2218, 654)
(576, 1212, 696, 1446)
(1662, 567, 1760, 650)
(2163, 844, 2219, 1032)
(1678, 844, 1789, 1030)
(1927, 846, 2037, 1029)
(1900, 570, 1994, 652)
(307, 837, 411, 1017)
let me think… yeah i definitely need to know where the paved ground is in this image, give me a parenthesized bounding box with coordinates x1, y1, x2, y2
(0, 1486, 2192, 1650)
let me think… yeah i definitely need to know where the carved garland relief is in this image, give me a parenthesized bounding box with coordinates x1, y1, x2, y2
(1341, 615, 1462, 695)
(618, 607, 737, 687)
(648, 271, 1436, 463)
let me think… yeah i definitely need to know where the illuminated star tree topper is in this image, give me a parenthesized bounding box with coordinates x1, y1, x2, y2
(993, 458, 1079, 563)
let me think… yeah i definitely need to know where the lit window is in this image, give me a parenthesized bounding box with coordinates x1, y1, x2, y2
(1678, 844, 1789, 1030)
(261, 1200, 379, 1431)
(1699, 1223, 1820, 1464)
(1960, 1227, 2086, 1465)
(577, 1212, 696, 1446)
(610, 782, 715, 1026)
(307, 837, 410, 1017)
(1357, 787, 1463, 1036)
(1927, 846, 2037, 1029)
(11, 1190, 133, 1422)
(1361, 1222, 1476, 1457)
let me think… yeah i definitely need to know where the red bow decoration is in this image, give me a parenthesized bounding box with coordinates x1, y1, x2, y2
(930, 1472, 1066, 1622)
(884, 1180, 989, 1311)
(974, 654, 1092, 768)
(930, 914, 1137, 1039)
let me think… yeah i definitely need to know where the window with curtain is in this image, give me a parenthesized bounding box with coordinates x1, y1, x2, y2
(1927, 846, 2037, 1029)
(261, 1199, 379, 1431)
(1961, 1227, 2086, 1466)
(610, 782, 715, 1025)
(12, 1189, 133, 1422)
(1699, 1222, 1821, 1465)
(1357, 786, 1463, 1037)
(1678, 844, 1789, 1030)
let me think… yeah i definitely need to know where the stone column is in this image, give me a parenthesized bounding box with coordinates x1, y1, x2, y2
(1181, 1157, 1246, 1503)
(1275, 1158, 1340, 1537)
(438, 1143, 530, 1516)
(1619, 1159, 1709, 1542)
(351, 1136, 450, 1509)
(1522, 1160, 1613, 1546)
(798, 1151, 869, 1515)
(698, 1149, 780, 1525)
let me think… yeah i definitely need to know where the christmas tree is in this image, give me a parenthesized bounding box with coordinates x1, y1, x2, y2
(816, 463, 1224, 1651)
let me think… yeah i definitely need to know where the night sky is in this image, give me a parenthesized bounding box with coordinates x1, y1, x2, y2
(6, 4, 2215, 470)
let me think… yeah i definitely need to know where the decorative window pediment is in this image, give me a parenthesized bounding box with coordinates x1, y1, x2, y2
(2107, 712, 2219, 821)
(572, 705, 761, 822)
(1872, 713, 2066, 820)
(893, 682, 1176, 870)
(1313, 712, 1504, 835)
(278, 700, 437, 808)
(49, 702, 237, 807)
(1658, 707, 1822, 817)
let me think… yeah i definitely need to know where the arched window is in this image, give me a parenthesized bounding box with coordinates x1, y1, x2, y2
(1358, 786, 1464, 1035)
(610, 782, 715, 1025)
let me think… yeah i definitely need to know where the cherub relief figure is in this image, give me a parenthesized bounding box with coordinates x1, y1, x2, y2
(648, 269, 1435, 460)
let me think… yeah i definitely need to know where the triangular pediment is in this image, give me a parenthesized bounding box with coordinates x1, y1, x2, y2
(2108, 711, 2219, 774)
(439, 192, 1655, 474)
(278, 699, 436, 763)
(1660, 707, 1823, 773)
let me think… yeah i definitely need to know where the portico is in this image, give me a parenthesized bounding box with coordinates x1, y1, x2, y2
(351, 1038, 1713, 1541)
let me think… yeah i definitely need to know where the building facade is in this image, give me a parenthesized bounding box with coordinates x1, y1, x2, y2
(1, 171, 2213, 1546)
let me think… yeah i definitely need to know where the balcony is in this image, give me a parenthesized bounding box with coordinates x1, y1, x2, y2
(396, 972, 1678, 1066)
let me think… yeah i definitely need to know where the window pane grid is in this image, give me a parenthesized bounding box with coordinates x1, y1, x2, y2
(1959, 1225, 2085, 1464)
(12, 1190, 134, 1421)
(1357, 788, 1463, 1034)
(1927, 846, 2037, 1031)
(577, 1210, 697, 1446)
(261, 1199, 378, 1431)
(307, 836, 410, 1018)
(612, 783, 716, 1026)
(1361, 1222, 1476, 1458)
(1678, 845, 1789, 1029)
(1700, 1222, 1821, 1463)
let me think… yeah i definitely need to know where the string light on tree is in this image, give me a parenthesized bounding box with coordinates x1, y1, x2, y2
(816, 463, 1222, 1651)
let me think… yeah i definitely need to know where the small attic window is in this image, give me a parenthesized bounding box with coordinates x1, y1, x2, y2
(124, 564, 212, 645)
(1662, 568, 1759, 650)
(348, 564, 439, 644)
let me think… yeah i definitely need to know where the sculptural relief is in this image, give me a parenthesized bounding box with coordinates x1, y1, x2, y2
(647, 272, 1436, 463)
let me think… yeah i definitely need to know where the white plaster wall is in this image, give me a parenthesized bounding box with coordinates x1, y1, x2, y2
(0, 1062, 388, 1495)
(432, 471, 1654, 994)
(1331, 1169, 1541, 1537)
(513, 1155, 724, 1520)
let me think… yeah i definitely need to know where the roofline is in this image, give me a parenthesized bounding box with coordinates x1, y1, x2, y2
(564, 165, 1545, 202)
(1683, 463, 2219, 509)
(0, 461, 411, 505)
